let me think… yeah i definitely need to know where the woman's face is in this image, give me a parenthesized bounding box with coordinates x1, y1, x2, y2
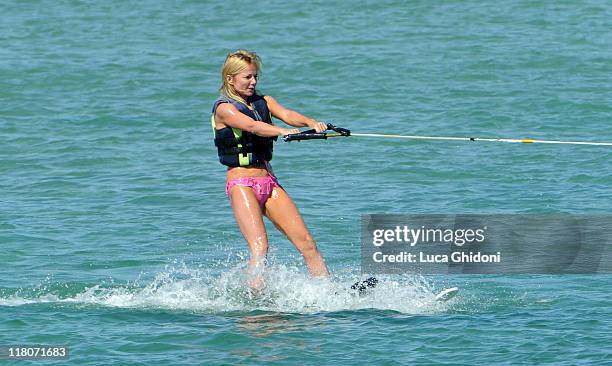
(229, 63, 258, 100)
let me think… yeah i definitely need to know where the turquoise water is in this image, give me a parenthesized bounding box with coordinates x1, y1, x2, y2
(2, 0, 611, 364)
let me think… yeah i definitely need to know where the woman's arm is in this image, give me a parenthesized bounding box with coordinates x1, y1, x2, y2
(264, 96, 327, 132)
(215, 102, 298, 137)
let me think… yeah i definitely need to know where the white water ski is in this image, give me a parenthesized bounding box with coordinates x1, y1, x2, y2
(350, 278, 458, 302)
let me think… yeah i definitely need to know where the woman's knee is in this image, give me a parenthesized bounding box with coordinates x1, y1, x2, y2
(296, 235, 319, 257)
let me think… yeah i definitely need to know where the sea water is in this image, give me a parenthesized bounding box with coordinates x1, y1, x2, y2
(1, 0, 611, 364)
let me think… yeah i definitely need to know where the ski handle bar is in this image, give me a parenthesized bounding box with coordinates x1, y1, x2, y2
(283, 123, 351, 142)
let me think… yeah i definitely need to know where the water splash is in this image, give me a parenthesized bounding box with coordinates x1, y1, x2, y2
(0, 263, 458, 314)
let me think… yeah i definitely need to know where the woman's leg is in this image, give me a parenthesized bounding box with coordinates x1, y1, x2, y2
(263, 187, 329, 277)
(229, 185, 269, 289)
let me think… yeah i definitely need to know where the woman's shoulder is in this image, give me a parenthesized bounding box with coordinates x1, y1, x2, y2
(212, 95, 240, 113)
(261, 95, 277, 104)
(214, 101, 238, 117)
(250, 94, 275, 108)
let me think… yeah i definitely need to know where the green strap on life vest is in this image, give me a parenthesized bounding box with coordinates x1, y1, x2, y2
(211, 114, 251, 166)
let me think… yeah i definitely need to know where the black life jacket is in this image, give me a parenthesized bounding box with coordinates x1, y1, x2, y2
(211, 94, 277, 167)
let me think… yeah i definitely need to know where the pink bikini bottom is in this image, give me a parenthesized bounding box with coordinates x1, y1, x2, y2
(226, 175, 281, 207)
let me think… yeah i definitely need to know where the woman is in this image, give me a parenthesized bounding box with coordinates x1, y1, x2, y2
(211, 49, 329, 289)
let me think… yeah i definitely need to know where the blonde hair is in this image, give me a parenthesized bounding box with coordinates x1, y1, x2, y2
(219, 49, 262, 105)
